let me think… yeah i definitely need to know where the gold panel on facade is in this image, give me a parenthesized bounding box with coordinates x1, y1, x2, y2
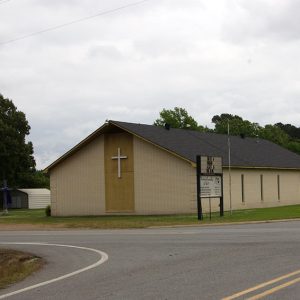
(104, 132, 134, 212)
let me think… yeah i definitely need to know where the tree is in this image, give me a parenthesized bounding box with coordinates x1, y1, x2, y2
(273, 123, 300, 155)
(212, 113, 243, 125)
(154, 107, 206, 131)
(17, 170, 50, 189)
(212, 114, 300, 155)
(212, 113, 260, 137)
(275, 123, 300, 139)
(285, 140, 300, 154)
(0, 94, 49, 188)
(260, 124, 290, 146)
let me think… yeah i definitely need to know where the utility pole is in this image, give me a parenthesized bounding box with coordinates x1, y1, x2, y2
(228, 120, 232, 215)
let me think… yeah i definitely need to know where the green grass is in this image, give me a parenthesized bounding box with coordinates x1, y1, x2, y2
(0, 249, 43, 289)
(0, 205, 300, 229)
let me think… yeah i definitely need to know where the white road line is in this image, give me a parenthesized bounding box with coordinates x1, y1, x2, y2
(0, 242, 109, 299)
(0, 231, 200, 236)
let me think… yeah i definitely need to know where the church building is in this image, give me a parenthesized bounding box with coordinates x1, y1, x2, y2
(45, 120, 300, 216)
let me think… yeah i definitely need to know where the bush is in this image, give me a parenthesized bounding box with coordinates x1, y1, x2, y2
(45, 205, 51, 217)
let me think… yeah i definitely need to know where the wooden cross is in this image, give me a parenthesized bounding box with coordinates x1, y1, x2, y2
(111, 147, 127, 178)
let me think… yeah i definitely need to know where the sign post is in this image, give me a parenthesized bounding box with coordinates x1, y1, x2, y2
(196, 156, 223, 220)
(196, 156, 203, 220)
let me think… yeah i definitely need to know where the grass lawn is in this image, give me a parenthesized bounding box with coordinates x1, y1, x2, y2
(0, 249, 43, 289)
(0, 205, 300, 229)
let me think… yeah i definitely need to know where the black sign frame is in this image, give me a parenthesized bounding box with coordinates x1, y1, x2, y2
(196, 155, 224, 220)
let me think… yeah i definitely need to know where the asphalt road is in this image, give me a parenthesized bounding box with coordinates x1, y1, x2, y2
(1, 221, 300, 300)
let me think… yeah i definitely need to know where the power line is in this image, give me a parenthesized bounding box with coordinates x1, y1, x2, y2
(0, 0, 150, 46)
(0, 0, 12, 5)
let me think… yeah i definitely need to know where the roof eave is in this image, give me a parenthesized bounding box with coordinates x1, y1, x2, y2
(44, 121, 110, 173)
(223, 165, 300, 170)
(109, 121, 195, 166)
(44, 120, 300, 173)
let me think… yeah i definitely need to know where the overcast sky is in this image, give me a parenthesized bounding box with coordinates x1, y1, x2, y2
(1, 0, 300, 169)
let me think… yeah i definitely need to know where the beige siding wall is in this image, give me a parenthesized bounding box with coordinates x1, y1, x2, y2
(222, 169, 300, 211)
(50, 135, 105, 216)
(196, 169, 300, 213)
(134, 137, 300, 214)
(134, 137, 196, 214)
(50, 132, 300, 216)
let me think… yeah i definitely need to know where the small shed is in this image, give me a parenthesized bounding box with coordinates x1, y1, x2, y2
(2, 189, 51, 209)
(17, 189, 50, 209)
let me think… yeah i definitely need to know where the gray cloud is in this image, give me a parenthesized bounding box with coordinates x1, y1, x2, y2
(1, 0, 300, 169)
(222, 0, 300, 43)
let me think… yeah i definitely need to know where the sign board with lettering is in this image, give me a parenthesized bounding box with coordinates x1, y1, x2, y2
(200, 176, 222, 198)
(196, 155, 224, 220)
(200, 156, 222, 175)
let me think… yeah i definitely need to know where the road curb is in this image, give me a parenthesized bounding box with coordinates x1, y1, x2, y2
(147, 218, 300, 229)
(0, 218, 300, 231)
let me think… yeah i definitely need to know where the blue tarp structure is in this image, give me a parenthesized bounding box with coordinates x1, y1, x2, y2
(1, 185, 11, 210)
(7, 189, 12, 206)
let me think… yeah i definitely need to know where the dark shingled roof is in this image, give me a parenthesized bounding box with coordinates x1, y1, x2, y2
(112, 120, 300, 169)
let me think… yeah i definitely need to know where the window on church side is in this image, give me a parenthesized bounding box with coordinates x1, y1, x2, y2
(241, 174, 245, 203)
(260, 174, 264, 202)
(277, 175, 280, 201)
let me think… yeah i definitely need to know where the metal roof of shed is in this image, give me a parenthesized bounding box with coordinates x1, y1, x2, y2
(18, 189, 50, 195)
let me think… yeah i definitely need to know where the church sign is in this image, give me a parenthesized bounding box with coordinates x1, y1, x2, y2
(200, 156, 222, 175)
(200, 175, 222, 198)
(196, 155, 223, 220)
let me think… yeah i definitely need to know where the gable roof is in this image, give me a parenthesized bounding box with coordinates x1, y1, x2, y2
(45, 120, 300, 172)
(112, 121, 300, 169)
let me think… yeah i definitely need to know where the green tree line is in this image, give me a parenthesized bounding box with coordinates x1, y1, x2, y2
(0, 94, 49, 188)
(155, 108, 300, 155)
